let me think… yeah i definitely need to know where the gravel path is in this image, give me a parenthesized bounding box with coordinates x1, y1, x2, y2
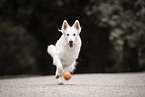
(0, 73, 145, 97)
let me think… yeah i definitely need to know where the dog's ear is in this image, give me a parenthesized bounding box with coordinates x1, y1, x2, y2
(62, 20, 70, 30)
(73, 20, 81, 33)
(58, 20, 70, 33)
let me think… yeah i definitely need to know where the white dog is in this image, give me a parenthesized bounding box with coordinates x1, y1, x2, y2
(47, 20, 82, 84)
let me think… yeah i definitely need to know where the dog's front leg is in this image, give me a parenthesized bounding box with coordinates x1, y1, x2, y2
(63, 61, 76, 73)
(53, 56, 64, 80)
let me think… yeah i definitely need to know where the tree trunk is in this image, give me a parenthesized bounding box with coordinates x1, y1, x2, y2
(86, 24, 110, 73)
(122, 40, 139, 72)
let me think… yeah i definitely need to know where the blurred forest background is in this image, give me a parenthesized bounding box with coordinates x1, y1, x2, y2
(0, 0, 145, 75)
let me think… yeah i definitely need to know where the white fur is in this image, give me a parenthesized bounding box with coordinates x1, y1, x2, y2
(47, 20, 82, 84)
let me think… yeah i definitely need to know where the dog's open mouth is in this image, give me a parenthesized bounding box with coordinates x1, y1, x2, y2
(68, 43, 73, 47)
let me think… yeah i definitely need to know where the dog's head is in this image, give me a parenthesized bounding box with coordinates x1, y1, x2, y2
(59, 20, 81, 48)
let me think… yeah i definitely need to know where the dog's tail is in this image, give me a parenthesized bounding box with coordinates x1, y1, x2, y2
(47, 45, 56, 57)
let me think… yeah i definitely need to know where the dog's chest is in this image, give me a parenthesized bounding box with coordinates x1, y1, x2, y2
(60, 46, 76, 58)
(58, 45, 78, 64)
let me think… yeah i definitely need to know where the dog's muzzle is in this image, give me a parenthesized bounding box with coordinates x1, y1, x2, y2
(68, 41, 73, 47)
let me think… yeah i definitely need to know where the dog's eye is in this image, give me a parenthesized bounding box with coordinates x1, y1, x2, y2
(73, 34, 76, 36)
(67, 34, 69, 36)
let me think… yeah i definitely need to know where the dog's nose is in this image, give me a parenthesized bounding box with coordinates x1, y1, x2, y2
(69, 40, 73, 44)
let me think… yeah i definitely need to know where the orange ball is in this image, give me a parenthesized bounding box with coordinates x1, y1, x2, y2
(63, 72, 71, 80)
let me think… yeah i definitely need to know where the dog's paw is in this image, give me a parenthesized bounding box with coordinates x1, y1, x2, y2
(55, 75, 60, 79)
(57, 76, 63, 85)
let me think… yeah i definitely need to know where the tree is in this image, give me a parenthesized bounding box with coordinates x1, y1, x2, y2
(0, 22, 39, 75)
(85, 0, 145, 72)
